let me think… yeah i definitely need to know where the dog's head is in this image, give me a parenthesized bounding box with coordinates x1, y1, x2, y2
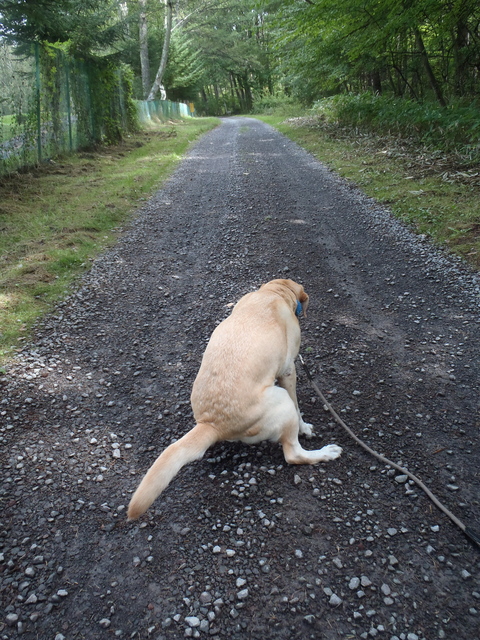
(261, 279, 309, 317)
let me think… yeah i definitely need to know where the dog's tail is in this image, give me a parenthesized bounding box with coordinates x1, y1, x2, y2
(127, 423, 218, 521)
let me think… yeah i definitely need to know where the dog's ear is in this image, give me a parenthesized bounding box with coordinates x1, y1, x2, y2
(299, 289, 309, 317)
(282, 279, 309, 317)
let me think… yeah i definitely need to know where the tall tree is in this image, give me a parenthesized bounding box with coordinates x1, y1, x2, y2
(139, 0, 151, 98)
(147, 0, 173, 99)
(413, 26, 447, 107)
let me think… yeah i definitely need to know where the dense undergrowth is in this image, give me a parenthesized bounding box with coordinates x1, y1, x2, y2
(311, 94, 480, 159)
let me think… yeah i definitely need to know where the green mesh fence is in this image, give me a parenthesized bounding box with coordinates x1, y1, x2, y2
(136, 99, 194, 124)
(0, 41, 137, 177)
(0, 41, 196, 177)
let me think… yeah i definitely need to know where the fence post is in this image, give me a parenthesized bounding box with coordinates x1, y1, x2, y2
(117, 68, 126, 130)
(34, 42, 42, 163)
(65, 57, 73, 152)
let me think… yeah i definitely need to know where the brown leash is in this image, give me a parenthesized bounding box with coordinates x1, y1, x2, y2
(298, 354, 480, 549)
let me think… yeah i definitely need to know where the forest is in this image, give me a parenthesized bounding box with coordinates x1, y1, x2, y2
(1, 0, 479, 115)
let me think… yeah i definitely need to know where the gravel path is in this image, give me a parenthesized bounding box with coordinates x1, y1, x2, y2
(1, 117, 479, 640)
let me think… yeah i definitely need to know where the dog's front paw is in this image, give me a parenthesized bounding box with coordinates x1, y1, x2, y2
(320, 444, 343, 461)
(299, 420, 314, 439)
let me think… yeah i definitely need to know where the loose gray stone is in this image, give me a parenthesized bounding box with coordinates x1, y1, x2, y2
(6, 613, 19, 626)
(185, 616, 200, 628)
(329, 594, 342, 606)
(199, 619, 209, 632)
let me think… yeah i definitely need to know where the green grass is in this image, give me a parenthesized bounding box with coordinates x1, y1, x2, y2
(0, 117, 219, 363)
(256, 114, 480, 269)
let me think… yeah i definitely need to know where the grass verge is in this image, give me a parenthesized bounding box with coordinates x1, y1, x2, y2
(256, 114, 480, 271)
(0, 117, 219, 364)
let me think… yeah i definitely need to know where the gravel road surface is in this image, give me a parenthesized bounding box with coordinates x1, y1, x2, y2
(1, 117, 479, 640)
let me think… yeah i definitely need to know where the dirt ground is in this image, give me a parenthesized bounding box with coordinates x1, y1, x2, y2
(1, 117, 479, 640)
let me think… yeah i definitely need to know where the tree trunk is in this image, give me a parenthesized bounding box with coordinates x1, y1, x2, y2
(229, 73, 236, 102)
(370, 69, 382, 94)
(139, 0, 150, 99)
(414, 27, 447, 107)
(231, 74, 243, 110)
(147, 0, 173, 101)
(240, 74, 253, 111)
(454, 20, 469, 95)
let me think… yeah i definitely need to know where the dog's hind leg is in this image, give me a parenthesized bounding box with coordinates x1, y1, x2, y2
(281, 432, 343, 465)
(277, 401, 342, 465)
(261, 387, 342, 465)
(277, 365, 313, 438)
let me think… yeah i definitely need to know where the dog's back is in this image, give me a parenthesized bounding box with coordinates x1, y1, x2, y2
(190, 287, 300, 439)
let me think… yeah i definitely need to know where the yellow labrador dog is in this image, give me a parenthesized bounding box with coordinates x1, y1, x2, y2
(127, 279, 342, 520)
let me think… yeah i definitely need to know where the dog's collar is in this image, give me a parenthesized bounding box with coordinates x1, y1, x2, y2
(295, 300, 303, 317)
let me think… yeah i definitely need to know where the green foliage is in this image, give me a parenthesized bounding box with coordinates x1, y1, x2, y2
(119, 4, 203, 102)
(3, 0, 480, 118)
(0, 0, 138, 173)
(77, 56, 139, 145)
(196, 93, 239, 117)
(0, 0, 125, 55)
(265, 0, 480, 105)
(164, 33, 205, 102)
